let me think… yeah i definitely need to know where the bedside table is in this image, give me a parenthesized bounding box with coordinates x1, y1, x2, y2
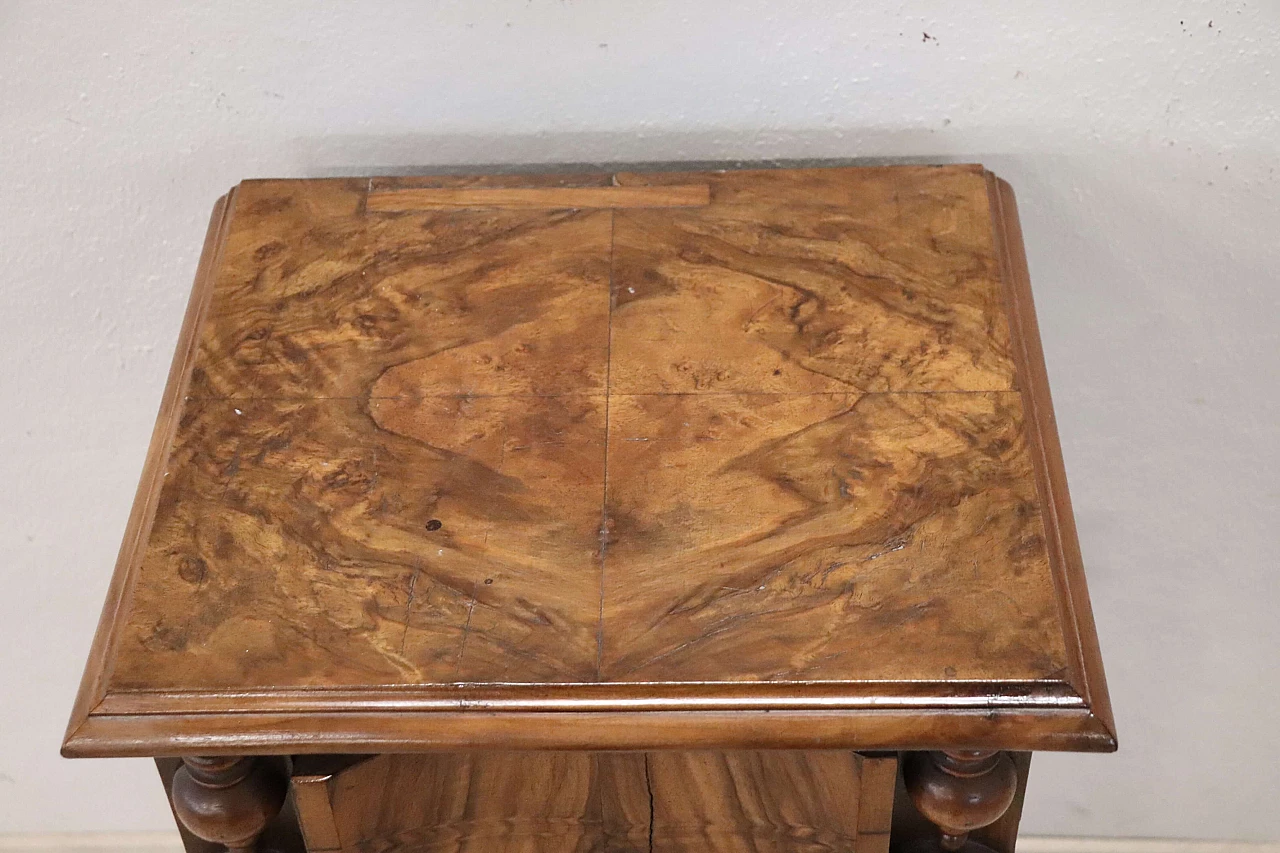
(64, 164, 1114, 853)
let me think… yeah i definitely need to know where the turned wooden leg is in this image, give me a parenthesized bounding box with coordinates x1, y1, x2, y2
(169, 757, 286, 853)
(903, 750, 1018, 852)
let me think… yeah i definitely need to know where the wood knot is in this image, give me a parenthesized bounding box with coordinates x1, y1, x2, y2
(177, 555, 207, 584)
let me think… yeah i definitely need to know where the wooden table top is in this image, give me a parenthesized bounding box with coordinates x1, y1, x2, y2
(64, 165, 1114, 758)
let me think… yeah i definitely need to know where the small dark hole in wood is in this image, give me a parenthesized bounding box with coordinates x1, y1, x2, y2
(425, 519, 443, 531)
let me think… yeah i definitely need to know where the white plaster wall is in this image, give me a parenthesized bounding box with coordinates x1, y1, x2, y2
(1, 0, 1277, 841)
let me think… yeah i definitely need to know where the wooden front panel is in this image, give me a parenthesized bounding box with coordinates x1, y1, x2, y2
(293, 751, 896, 853)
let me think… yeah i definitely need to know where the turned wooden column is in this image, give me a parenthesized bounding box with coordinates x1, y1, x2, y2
(169, 757, 286, 853)
(903, 750, 1018, 851)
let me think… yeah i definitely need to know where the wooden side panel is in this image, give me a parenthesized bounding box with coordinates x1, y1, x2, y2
(856, 757, 898, 853)
(294, 751, 898, 853)
(292, 775, 343, 852)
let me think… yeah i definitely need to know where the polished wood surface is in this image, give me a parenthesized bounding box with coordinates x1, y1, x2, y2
(63, 164, 1114, 757)
(292, 751, 896, 853)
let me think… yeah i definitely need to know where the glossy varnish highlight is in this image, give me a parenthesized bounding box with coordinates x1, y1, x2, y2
(64, 166, 1114, 757)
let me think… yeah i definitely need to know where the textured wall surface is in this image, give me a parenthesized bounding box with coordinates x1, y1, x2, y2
(1, 1, 1277, 841)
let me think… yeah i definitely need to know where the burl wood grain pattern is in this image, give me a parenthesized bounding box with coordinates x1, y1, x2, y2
(608, 194, 1014, 395)
(601, 391, 1061, 681)
(292, 751, 896, 853)
(65, 165, 1115, 755)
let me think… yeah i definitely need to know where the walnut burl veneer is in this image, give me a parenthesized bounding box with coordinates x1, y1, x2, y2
(64, 165, 1113, 853)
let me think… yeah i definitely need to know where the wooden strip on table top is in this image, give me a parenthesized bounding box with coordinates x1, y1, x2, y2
(367, 183, 711, 210)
